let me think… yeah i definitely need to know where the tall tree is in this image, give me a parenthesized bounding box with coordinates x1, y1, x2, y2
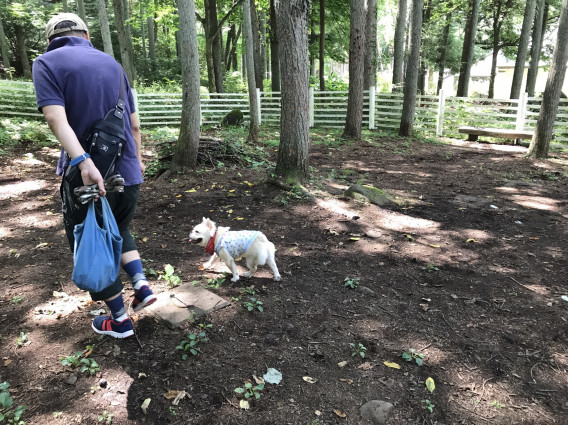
(526, 0, 568, 158)
(525, 0, 546, 96)
(486, 0, 514, 99)
(172, 0, 201, 171)
(343, 0, 367, 138)
(392, 0, 407, 91)
(269, 0, 280, 91)
(510, 0, 537, 99)
(14, 24, 31, 79)
(417, 0, 433, 94)
(250, 0, 264, 89)
(456, 0, 480, 97)
(399, 0, 423, 136)
(437, 5, 453, 94)
(363, 0, 377, 90)
(96, 0, 114, 57)
(243, 0, 260, 142)
(147, 16, 157, 72)
(318, 0, 325, 91)
(112, 0, 136, 83)
(77, 0, 87, 22)
(274, 0, 310, 183)
(0, 18, 10, 70)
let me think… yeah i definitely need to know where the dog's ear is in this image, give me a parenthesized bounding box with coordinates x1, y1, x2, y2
(204, 218, 215, 231)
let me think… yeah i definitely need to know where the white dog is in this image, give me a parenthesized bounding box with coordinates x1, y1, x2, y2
(189, 218, 281, 283)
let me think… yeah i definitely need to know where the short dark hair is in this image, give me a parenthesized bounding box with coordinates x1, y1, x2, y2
(48, 21, 87, 42)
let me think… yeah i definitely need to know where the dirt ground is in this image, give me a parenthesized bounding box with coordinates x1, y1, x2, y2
(1, 128, 567, 425)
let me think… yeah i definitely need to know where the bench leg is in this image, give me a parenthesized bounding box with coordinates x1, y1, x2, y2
(467, 134, 478, 142)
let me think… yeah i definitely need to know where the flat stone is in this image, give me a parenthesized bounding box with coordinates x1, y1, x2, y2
(360, 400, 394, 425)
(145, 283, 230, 328)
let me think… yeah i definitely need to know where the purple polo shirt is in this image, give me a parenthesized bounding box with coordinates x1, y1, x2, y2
(32, 37, 143, 186)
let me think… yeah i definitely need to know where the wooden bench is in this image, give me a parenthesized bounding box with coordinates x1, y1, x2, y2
(458, 126, 533, 145)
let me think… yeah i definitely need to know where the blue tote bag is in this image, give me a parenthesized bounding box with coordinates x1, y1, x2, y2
(72, 197, 123, 292)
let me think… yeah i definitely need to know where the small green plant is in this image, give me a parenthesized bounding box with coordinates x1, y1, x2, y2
(176, 331, 209, 359)
(234, 381, 265, 400)
(98, 410, 114, 424)
(242, 297, 263, 312)
(344, 277, 360, 289)
(169, 406, 177, 415)
(491, 400, 505, 409)
(0, 381, 26, 424)
(423, 399, 435, 413)
(206, 275, 226, 289)
(53, 411, 63, 418)
(16, 332, 28, 348)
(159, 264, 182, 287)
(422, 263, 440, 272)
(11, 296, 24, 304)
(60, 348, 100, 375)
(402, 348, 425, 366)
(349, 342, 367, 358)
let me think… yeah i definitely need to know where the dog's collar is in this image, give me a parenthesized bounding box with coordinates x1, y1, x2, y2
(205, 232, 216, 255)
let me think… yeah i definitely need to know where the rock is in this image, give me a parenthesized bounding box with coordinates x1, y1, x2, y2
(67, 374, 78, 385)
(360, 400, 394, 425)
(221, 108, 244, 126)
(344, 185, 398, 208)
(99, 378, 108, 388)
(359, 286, 376, 297)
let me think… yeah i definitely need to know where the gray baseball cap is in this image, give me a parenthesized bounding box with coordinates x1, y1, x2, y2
(46, 13, 88, 39)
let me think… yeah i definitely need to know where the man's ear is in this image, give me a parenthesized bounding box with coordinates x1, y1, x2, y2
(84, 31, 90, 41)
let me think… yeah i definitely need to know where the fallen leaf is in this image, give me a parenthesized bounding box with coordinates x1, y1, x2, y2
(420, 304, 429, 311)
(4, 359, 12, 366)
(429, 244, 440, 248)
(35, 242, 49, 249)
(237, 217, 244, 220)
(334, 409, 347, 418)
(141, 398, 151, 414)
(466, 238, 477, 243)
(176, 194, 182, 198)
(339, 378, 353, 384)
(358, 362, 373, 370)
(303, 376, 317, 384)
(405, 234, 414, 241)
(139, 372, 147, 379)
(164, 391, 182, 401)
(253, 375, 265, 384)
(425, 377, 436, 393)
(314, 410, 321, 416)
(337, 361, 348, 368)
(263, 368, 283, 384)
(349, 237, 360, 241)
(239, 400, 250, 410)
(142, 237, 148, 243)
(383, 361, 401, 369)
(185, 189, 196, 193)
(173, 390, 189, 405)
(52, 291, 68, 298)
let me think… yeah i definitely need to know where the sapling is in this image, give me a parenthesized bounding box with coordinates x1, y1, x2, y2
(402, 348, 425, 366)
(234, 381, 265, 400)
(349, 342, 367, 358)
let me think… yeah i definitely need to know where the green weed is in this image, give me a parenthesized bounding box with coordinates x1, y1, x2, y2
(234, 381, 265, 400)
(402, 348, 425, 366)
(349, 342, 367, 358)
(0, 381, 26, 424)
(159, 264, 182, 287)
(176, 331, 209, 359)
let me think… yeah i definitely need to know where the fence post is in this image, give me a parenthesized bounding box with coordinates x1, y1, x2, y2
(436, 89, 445, 136)
(256, 88, 262, 125)
(309, 87, 314, 127)
(368, 86, 376, 129)
(516, 92, 528, 130)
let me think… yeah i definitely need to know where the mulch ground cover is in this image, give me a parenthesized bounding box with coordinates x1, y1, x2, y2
(1, 128, 567, 425)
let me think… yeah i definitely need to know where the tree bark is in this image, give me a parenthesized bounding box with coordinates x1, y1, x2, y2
(112, 0, 136, 84)
(526, 0, 546, 96)
(363, 0, 377, 90)
(417, 0, 432, 95)
(250, 0, 264, 90)
(243, 0, 260, 142)
(0, 19, 10, 70)
(510, 0, 537, 99)
(274, 0, 310, 183)
(399, 0, 423, 136)
(173, 0, 201, 171)
(343, 0, 367, 139)
(15, 25, 31, 79)
(456, 0, 480, 97)
(437, 9, 452, 94)
(392, 0, 407, 91)
(488, 2, 502, 99)
(77, 0, 87, 23)
(526, 0, 568, 158)
(96, 0, 114, 57)
(148, 16, 157, 71)
(269, 0, 280, 91)
(318, 0, 325, 91)
(63, 0, 68, 12)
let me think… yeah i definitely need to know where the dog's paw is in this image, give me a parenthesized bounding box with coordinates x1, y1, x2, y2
(231, 276, 240, 283)
(274, 275, 282, 281)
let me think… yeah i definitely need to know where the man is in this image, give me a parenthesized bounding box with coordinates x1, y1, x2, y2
(32, 13, 156, 338)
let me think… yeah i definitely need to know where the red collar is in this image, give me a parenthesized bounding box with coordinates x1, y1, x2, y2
(205, 232, 216, 255)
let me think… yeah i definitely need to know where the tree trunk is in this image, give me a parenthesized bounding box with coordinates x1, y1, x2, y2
(224, 24, 235, 69)
(0, 19, 10, 70)
(399, 0, 423, 136)
(173, 0, 201, 171)
(437, 9, 452, 94)
(251, 0, 264, 90)
(274, 0, 310, 183)
(63, 0, 68, 12)
(77, 0, 87, 23)
(259, 9, 267, 81)
(96, 0, 114, 57)
(526, 0, 568, 158)
(270, 0, 280, 91)
(228, 26, 241, 72)
(363, 0, 377, 90)
(243, 0, 260, 142)
(15, 25, 31, 79)
(148, 16, 157, 72)
(206, 0, 224, 93)
(456, 0, 480, 97)
(141, 2, 148, 67)
(122, 0, 136, 79)
(318, 0, 325, 91)
(417, 0, 432, 94)
(343, 0, 367, 139)
(392, 0, 407, 91)
(526, 0, 546, 96)
(112, 0, 136, 84)
(510, 0, 537, 99)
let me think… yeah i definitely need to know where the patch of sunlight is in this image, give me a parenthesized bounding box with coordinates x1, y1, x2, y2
(13, 155, 45, 166)
(509, 195, 561, 212)
(0, 226, 12, 237)
(32, 293, 93, 322)
(316, 198, 359, 219)
(15, 212, 60, 229)
(0, 180, 47, 200)
(551, 352, 568, 368)
(376, 211, 439, 232)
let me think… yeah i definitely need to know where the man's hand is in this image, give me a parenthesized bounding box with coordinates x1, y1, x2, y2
(139, 159, 146, 175)
(79, 158, 106, 196)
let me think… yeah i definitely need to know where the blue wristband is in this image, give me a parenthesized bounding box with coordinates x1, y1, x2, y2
(69, 153, 90, 167)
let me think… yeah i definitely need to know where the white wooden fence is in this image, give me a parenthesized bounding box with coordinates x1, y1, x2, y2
(2, 80, 568, 143)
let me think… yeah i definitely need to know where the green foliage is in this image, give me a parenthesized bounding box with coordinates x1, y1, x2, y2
(423, 399, 435, 413)
(491, 400, 505, 409)
(176, 331, 209, 360)
(242, 297, 263, 312)
(98, 410, 114, 424)
(224, 72, 247, 93)
(0, 381, 26, 424)
(60, 349, 100, 376)
(344, 277, 360, 289)
(422, 263, 440, 273)
(234, 381, 265, 400)
(159, 264, 182, 287)
(349, 342, 367, 358)
(16, 332, 28, 348)
(402, 348, 425, 366)
(206, 275, 226, 289)
(0, 118, 57, 155)
(11, 296, 24, 304)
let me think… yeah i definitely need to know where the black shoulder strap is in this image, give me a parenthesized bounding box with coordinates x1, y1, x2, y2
(114, 62, 126, 120)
